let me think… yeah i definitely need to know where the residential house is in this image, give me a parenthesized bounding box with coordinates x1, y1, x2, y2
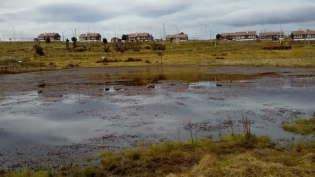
(37, 32, 61, 41)
(79, 33, 101, 41)
(259, 31, 284, 40)
(128, 33, 154, 41)
(291, 30, 315, 41)
(166, 33, 188, 42)
(221, 31, 257, 41)
(221, 32, 236, 40)
(111, 37, 122, 43)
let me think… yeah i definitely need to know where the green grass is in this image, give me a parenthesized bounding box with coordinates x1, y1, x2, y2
(2, 170, 52, 177)
(1, 39, 315, 74)
(283, 117, 315, 135)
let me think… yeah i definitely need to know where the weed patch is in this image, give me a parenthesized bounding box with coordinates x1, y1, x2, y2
(124, 57, 142, 62)
(283, 117, 315, 135)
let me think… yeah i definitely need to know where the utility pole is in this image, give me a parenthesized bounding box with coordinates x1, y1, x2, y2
(205, 24, 206, 41)
(176, 25, 177, 44)
(62, 31, 65, 41)
(13, 26, 16, 41)
(304, 30, 307, 46)
(210, 30, 212, 44)
(20, 31, 23, 41)
(308, 30, 310, 47)
(163, 23, 166, 41)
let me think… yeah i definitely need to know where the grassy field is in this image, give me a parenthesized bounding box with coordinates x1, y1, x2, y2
(1, 38, 315, 74)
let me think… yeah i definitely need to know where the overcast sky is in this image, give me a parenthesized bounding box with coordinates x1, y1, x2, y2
(1, 0, 315, 41)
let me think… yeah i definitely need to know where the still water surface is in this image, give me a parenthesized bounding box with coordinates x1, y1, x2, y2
(0, 67, 315, 151)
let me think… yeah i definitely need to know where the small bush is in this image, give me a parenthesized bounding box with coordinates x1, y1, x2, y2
(151, 43, 166, 50)
(124, 58, 142, 62)
(97, 58, 121, 63)
(33, 44, 44, 56)
(104, 45, 111, 52)
(145, 46, 151, 50)
(67, 62, 79, 68)
(145, 60, 151, 64)
(112, 42, 141, 52)
(74, 47, 86, 52)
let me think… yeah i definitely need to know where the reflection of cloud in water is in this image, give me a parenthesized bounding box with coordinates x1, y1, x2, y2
(45, 135, 68, 143)
(1, 75, 315, 151)
(0, 127, 11, 138)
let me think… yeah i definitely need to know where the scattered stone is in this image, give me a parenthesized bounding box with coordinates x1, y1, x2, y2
(166, 173, 177, 177)
(37, 90, 43, 94)
(114, 87, 123, 91)
(38, 80, 45, 87)
(147, 85, 155, 89)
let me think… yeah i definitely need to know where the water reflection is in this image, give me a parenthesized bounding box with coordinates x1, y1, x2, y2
(0, 68, 315, 152)
(89, 67, 259, 86)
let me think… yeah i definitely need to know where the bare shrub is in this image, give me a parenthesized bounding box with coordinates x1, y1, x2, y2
(124, 58, 142, 62)
(33, 44, 44, 56)
(151, 43, 166, 50)
(104, 45, 111, 52)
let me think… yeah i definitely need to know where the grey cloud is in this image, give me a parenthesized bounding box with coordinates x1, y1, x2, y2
(131, 2, 191, 18)
(45, 135, 68, 143)
(0, 17, 5, 22)
(215, 5, 315, 27)
(2, 2, 118, 23)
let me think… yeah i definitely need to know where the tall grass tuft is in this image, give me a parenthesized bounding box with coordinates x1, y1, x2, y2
(283, 117, 315, 135)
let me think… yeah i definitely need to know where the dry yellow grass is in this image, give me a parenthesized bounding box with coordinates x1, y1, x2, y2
(1, 39, 315, 74)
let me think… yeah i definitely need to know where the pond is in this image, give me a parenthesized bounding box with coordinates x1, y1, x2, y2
(0, 66, 315, 169)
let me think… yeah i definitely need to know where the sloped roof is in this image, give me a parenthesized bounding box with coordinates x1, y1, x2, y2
(166, 33, 188, 39)
(128, 33, 150, 38)
(79, 33, 101, 38)
(38, 33, 60, 37)
(291, 30, 315, 35)
(259, 31, 284, 36)
(221, 31, 256, 37)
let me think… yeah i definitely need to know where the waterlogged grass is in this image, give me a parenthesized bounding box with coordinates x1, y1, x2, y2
(283, 117, 315, 135)
(1, 170, 52, 177)
(2, 133, 315, 176)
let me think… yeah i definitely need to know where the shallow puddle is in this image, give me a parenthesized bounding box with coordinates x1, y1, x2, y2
(0, 66, 315, 170)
